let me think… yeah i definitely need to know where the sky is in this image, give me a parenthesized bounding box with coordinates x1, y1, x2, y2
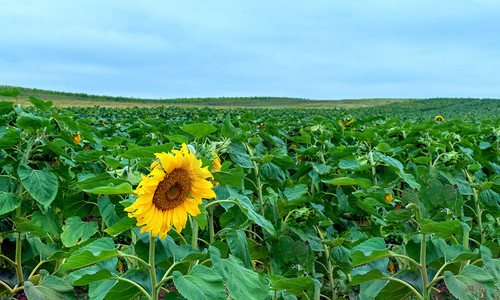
(1, 0, 500, 100)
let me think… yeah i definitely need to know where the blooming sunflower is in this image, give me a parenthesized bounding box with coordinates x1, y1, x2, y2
(435, 115, 444, 122)
(125, 144, 216, 238)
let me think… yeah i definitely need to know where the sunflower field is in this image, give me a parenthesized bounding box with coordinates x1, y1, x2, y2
(0, 91, 499, 300)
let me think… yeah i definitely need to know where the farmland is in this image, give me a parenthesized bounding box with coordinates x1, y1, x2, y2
(0, 88, 499, 300)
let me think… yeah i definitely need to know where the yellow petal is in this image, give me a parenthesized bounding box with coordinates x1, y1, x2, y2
(183, 198, 201, 216)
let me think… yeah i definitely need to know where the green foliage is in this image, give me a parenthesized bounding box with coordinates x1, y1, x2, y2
(0, 90, 498, 299)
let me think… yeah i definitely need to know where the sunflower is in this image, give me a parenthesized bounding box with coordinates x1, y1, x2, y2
(435, 115, 444, 122)
(384, 194, 393, 204)
(212, 153, 221, 172)
(73, 134, 82, 144)
(125, 144, 216, 238)
(209, 153, 221, 186)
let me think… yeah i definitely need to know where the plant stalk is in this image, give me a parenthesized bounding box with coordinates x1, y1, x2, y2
(149, 234, 158, 300)
(420, 234, 429, 299)
(15, 232, 23, 286)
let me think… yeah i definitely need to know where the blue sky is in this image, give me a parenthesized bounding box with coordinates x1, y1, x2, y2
(1, 1, 499, 100)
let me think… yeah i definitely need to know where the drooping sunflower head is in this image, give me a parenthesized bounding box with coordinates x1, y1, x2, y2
(384, 194, 393, 204)
(210, 152, 222, 186)
(211, 153, 221, 172)
(125, 144, 216, 238)
(73, 134, 82, 144)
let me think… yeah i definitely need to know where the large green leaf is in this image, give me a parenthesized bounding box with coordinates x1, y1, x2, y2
(227, 186, 275, 235)
(0, 101, 14, 114)
(226, 229, 253, 269)
(0, 191, 21, 215)
(121, 143, 174, 159)
(221, 115, 237, 138)
(173, 265, 226, 300)
(18, 164, 58, 208)
(420, 220, 462, 238)
(28, 96, 53, 110)
(16, 113, 50, 131)
(61, 216, 98, 247)
(181, 123, 217, 139)
(210, 246, 270, 300)
(98, 196, 121, 226)
(271, 276, 316, 295)
(375, 152, 421, 189)
(322, 177, 373, 190)
(77, 174, 133, 195)
(61, 238, 119, 270)
(212, 164, 244, 188)
(0, 128, 21, 148)
(73, 269, 115, 286)
(104, 216, 136, 236)
(0, 90, 20, 98)
(227, 142, 253, 169)
(444, 265, 498, 300)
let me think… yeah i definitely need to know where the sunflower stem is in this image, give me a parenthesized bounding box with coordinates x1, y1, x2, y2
(208, 205, 215, 244)
(149, 234, 158, 300)
(15, 232, 23, 287)
(191, 217, 199, 250)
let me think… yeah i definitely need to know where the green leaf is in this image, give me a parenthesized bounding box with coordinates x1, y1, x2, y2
(84, 182, 132, 194)
(77, 175, 133, 195)
(350, 238, 389, 267)
(73, 269, 115, 286)
(479, 141, 491, 150)
(165, 135, 189, 144)
(39, 275, 74, 293)
(227, 186, 275, 235)
(121, 143, 174, 159)
(24, 281, 47, 300)
(18, 164, 58, 208)
(210, 246, 270, 300)
(481, 246, 500, 281)
(74, 150, 105, 162)
(227, 142, 253, 169)
(31, 210, 63, 237)
(0, 191, 21, 215)
(213, 165, 244, 188)
(61, 238, 118, 270)
(105, 271, 148, 299)
(45, 140, 72, 160)
(98, 196, 121, 226)
(283, 184, 308, 204)
(173, 265, 226, 300)
(16, 113, 50, 131)
(61, 216, 98, 247)
(0, 128, 21, 148)
(375, 152, 421, 189)
(349, 269, 387, 286)
(338, 159, 361, 170)
(0, 90, 20, 98)
(181, 123, 217, 139)
(322, 177, 373, 190)
(444, 265, 498, 300)
(272, 276, 316, 295)
(221, 115, 237, 138)
(104, 216, 136, 236)
(439, 170, 473, 196)
(420, 220, 462, 238)
(0, 101, 14, 114)
(28, 96, 53, 110)
(226, 229, 253, 269)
